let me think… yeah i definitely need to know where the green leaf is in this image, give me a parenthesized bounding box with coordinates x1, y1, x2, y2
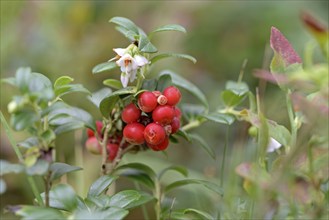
(158, 165, 188, 180)
(138, 29, 158, 53)
(74, 207, 128, 220)
(225, 81, 249, 96)
(109, 190, 154, 209)
(8, 205, 66, 220)
(0, 160, 24, 175)
(189, 134, 216, 159)
(174, 129, 191, 142)
(142, 78, 157, 91)
(87, 88, 112, 108)
(54, 76, 74, 89)
(221, 90, 247, 107)
(156, 74, 172, 92)
(151, 24, 186, 34)
(160, 70, 209, 109)
(267, 120, 291, 147)
(17, 137, 39, 149)
(110, 17, 140, 35)
(202, 112, 235, 125)
(41, 129, 56, 145)
(115, 26, 137, 41)
(151, 53, 196, 64)
(26, 159, 50, 175)
(164, 179, 223, 196)
(99, 87, 135, 117)
(15, 67, 32, 93)
(184, 208, 214, 220)
(88, 175, 118, 197)
(1, 77, 16, 87)
(103, 79, 123, 90)
(258, 113, 269, 165)
(115, 163, 157, 189)
(49, 162, 82, 181)
(270, 27, 302, 73)
(53, 121, 85, 135)
(92, 62, 118, 74)
(10, 110, 39, 131)
(54, 84, 90, 97)
(41, 184, 78, 211)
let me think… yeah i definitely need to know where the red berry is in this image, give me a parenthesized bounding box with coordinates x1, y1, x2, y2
(147, 137, 169, 151)
(152, 105, 175, 125)
(85, 137, 102, 154)
(144, 123, 166, 145)
(174, 107, 182, 118)
(163, 86, 181, 106)
(123, 122, 145, 145)
(138, 91, 158, 112)
(170, 117, 180, 134)
(96, 121, 103, 137)
(107, 143, 119, 161)
(86, 128, 94, 137)
(121, 103, 141, 124)
(157, 95, 168, 105)
(152, 90, 162, 97)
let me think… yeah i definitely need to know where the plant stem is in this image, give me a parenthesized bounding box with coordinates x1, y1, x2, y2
(220, 126, 229, 188)
(100, 120, 111, 175)
(182, 119, 205, 131)
(154, 179, 162, 220)
(134, 182, 150, 220)
(0, 111, 44, 206)
(286, 90, 297, 151)
(44, 171, 52, 207)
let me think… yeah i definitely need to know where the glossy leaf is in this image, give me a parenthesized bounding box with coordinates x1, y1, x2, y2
(10, 110, 39, 131)
(270, 27, 302, 73)
(0, 160, 24, 175)
(110, 17, 139, 35)
(189, 134, 216, 159)
(151, 53, 196, 64)
(88, 175, 118, 197)
(92, 62, 118, 74)
(160, 70, 209, 109)
(54, 84, 90, 97)
(115, 26, 137, 41)
(158, 165, 188, 180)
(174, 129, 191, 142)
(103, 79, 123, 90)
(54, 76, 74, 89)
(26, 159, 50, 176)
(53, 121, 85, 135)
(142, 78, 157, 91)
(184, 208, 214, 220)
(40, 184, 78, 211)
(41, 129, 56, 145)
(221, 90, 247, 107)
(156, 74, 172, 92)
(115, 163, 157, 179)
(15, 67, 32, 92)
(164, 179, 223, 196)
(74, 207, 128, 220)
(8, 205, 66, 220)
(225, 80, 249, 96)
(151, 24, 186, 34)
(49, 162, 82, 181)
(109, 190, 154, 209)
(138, 29, 158, 53)
(87, 88, 112, 108)
(202, 112, 235, 125)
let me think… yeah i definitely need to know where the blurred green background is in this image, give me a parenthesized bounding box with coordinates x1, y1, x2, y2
(1, 1, 328, 219)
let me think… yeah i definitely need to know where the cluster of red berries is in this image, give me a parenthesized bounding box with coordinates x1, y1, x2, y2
(122, 86, 182, 151)
(85, 121, 121, 161)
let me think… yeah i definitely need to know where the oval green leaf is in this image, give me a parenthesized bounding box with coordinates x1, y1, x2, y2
(92, 62, 118, 74)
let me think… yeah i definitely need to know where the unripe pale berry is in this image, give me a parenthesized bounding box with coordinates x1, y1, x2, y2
(138, 91, 158, 112)
(144, 123, 166, 145)
(107, 143, 119, 161)
(121, 103, 141, 124)
(157, 95, 168, 105)
(147, 137, 169, 151)
(85, 137, 101, 154)
(163, 86, 181, 106)
(123, 122, 145, 145)
(152, 105, 175, 125)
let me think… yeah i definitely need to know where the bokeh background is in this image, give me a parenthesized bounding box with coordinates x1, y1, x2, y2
(1, 1, 328, 219)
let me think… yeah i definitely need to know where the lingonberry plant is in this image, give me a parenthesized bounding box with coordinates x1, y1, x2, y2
(1, 13, 328, 220)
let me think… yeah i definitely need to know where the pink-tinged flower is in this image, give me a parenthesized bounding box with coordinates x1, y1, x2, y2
(113, 48, 149, 87)
(267, 137, 282, 153)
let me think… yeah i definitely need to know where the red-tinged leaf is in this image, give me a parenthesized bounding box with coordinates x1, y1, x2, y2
(301, 11, 329, 58)
(253, 69, 289, 84)
(270, 27, 302, 73)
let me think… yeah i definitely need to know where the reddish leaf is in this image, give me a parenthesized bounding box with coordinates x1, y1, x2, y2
(270, 27, 302, 72)
(301, 11, 328, 34)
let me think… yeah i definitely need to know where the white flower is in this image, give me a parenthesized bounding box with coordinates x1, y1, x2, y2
(113, 48, 149, 87)
(267, 137, 282, 153)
